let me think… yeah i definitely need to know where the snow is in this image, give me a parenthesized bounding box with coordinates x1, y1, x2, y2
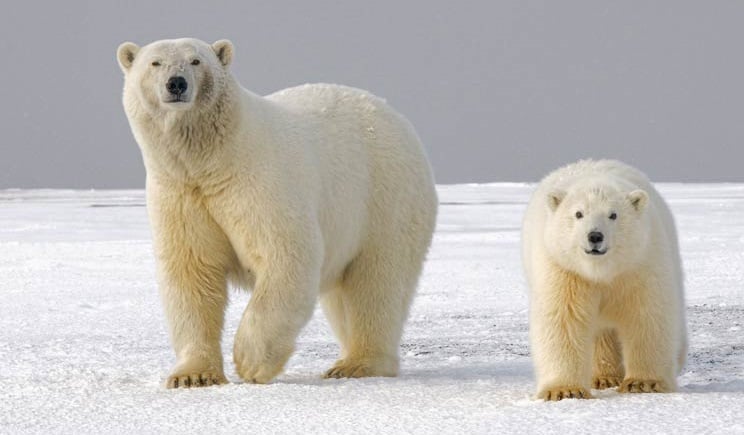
(1, 184, 743, 434)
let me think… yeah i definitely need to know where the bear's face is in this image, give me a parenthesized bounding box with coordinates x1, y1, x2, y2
(117, 38, 234, 115)
(543, 185, 650, 283)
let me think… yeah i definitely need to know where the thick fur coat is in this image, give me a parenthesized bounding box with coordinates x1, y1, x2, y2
(117, 38, 437, 387)
(521, 159, 687, 400)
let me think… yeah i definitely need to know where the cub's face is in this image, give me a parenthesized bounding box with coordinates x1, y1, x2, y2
(117, 38, 233, 114)
(543, 185, 650, 283)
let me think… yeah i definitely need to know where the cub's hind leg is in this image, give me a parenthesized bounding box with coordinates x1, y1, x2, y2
(592, 329, 624, 389)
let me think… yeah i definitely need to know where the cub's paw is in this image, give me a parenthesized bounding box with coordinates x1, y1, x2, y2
(619, 378, 669, 393)
(593, 376, 622, 390)
(538, 386, 592, 401)
(323, 357, 398, 379)
(166, 371, 227, 389)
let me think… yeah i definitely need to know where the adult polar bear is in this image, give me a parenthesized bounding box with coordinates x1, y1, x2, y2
(522, 160, 687, 401)
(117, 38, 437, 388)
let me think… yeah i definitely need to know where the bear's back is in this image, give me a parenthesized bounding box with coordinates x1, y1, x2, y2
(266, 83, 389, 119)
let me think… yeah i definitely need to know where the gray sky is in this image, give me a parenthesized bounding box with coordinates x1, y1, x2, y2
(2, 1, 743, 188)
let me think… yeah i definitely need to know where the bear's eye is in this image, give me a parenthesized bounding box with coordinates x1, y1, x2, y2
(609, 212, 618, 220)
(151, 61, 161, 67)
(191, 59, 201, 66)
(575, 211, 583, 219)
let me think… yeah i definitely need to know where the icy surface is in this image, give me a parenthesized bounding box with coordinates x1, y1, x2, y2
(0, 185, 742, 434)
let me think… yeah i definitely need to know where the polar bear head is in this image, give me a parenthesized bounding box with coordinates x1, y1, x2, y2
(543, 181, 650, 283)
(117, 38, 234, 115)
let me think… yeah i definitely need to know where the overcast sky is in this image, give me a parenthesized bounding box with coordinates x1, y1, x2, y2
(2, 1, 743, 188)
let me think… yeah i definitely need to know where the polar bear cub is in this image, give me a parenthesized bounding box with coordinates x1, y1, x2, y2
(117, 38, 437, 388)
(521, 159, 687, 400)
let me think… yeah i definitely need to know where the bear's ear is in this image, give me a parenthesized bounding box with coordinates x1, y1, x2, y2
(547, 190, 566, 212)
(212, 39, 234, 67)
(117, 42, 140, 73)
(627, 189, 649, 212)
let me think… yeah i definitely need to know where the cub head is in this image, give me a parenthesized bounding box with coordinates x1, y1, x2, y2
(543, 182, 650, 283)
(117, 38, 234, 114)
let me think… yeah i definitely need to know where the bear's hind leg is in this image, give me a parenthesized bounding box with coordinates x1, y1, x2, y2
(323, 247, 421, 379)
(592, 329, 624, 389)
(320, 284, 350, 361)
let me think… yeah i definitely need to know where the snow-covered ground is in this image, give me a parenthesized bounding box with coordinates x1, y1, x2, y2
(1, 184, 742, 434)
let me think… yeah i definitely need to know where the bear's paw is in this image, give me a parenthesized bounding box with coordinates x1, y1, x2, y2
(592, 376, 622, 390)
(619, 378, 669, 393)
(537, 385, 593, 401)
(323, 357, 398, 379)
(233, 335, 292, 384)
(166, 371, 227, 389)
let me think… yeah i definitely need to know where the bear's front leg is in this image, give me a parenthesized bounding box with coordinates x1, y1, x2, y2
(531, 275, 599, 401)
(233, 258, 321, 384)
(158, 259, 230, 388)
(150, 185, 231, 389)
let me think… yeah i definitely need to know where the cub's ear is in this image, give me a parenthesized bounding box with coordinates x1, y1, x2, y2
(628, 189, 649, 212)
(212, 39, 234, 67)
(547, 190, 566, 212)
(117, 42, 140, 73)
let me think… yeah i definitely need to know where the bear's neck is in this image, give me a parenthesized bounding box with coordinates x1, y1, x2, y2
(161, 85, 240, 150)
(137, 79, 246, 185)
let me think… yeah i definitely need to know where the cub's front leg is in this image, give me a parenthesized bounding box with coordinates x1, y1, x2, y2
(149, 185, 233, 388)
(531, 273, 599, 401)
(616, 287, 680, 394)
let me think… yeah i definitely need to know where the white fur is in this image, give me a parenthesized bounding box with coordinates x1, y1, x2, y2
(117, 38, 438, 387)
(521, 159, 687, 400)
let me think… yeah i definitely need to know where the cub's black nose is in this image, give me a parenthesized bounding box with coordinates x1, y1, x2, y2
(588, 231, 604, 244)
(166, 76, 188, 95)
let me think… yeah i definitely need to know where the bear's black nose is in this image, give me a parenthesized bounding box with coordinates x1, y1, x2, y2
(588, 231, 604, 244)
(166, 76, 188, 95)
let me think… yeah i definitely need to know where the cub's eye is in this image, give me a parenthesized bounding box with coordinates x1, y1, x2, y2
(575, 211, 583, 219)
(609, 212, 618, 220)
(151, 61, 161, 67)
(191, 59, 200, 65)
